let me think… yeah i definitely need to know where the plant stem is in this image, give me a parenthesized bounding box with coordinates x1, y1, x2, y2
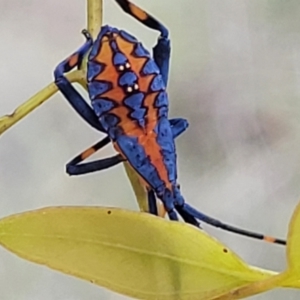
(0, 1, 103, 135)
(0, 71, 85, 135)
(87, 0, 103, 39)
(80, 0, 102, 72)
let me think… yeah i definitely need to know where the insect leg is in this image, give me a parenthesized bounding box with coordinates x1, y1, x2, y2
(66, 117, 187, 176)
(114, 0, 170, 85)
(153, 38, 170, 86)
(147, 189, 158, 215)
(168, 210, 179, 221)
(176, 202, 286, 245)
(54, 30, 105, 132)
(169, 118, 189, 139)
(175, 205, 200, 227)
(66, 136, 124, 176)
(114, 0, 168, 37)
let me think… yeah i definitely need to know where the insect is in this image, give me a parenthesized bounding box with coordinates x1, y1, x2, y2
(54, 0, 286, 245)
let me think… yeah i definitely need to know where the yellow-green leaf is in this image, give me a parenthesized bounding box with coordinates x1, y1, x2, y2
(215, 201, 300, 299)
(277, 201, 300, 287)
(0, 206, 286, 300)
(287, 200, 300, 273)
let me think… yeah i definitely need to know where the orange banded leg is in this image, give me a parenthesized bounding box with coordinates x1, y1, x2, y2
(66, 136, 124, 176)
(180, 203, 286, 245)
(114, 0, 171, 85)
(115, 0, 168, 38)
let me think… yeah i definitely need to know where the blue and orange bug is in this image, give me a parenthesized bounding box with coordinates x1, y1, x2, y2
(54, 0, 286, 245)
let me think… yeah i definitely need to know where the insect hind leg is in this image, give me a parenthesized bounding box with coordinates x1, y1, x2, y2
(176, 202, 286, 245)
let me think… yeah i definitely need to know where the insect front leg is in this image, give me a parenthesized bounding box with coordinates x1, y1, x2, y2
(114, 0, 171, 85)
(54, 30, 104, 132)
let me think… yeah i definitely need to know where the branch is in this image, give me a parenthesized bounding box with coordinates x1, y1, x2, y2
(0, 0, 103, 135)
(87, 0, 103, 39)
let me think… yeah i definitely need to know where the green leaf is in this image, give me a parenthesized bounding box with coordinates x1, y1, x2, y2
(0, 206, 287, 300)
(214, 201, 300, 300)
(286, 200, 300, 273)
(277, 201, 300, 287)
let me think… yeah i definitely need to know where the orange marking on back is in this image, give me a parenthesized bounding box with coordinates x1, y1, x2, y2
(68, 53, 79, 68)
(113, 124, 172, 190)
(91, 32, 171, 189)
(93, 40, 114, 71)
(81, 147, 96, 160)
(100, 86, 126, 103)
(129, 3, 148, 21)
(93, 35, 148, 102)
(111, 36, 159, 129)
(111, 106, 138, 132)
(263, 236, 276, 243)
(144, 92, 160, 126)
(92, 33, 158, 127)
(138, 129, 172, 190)
(115, 36, 151, 93)
(92, 33, 154, 101)
(93, 40, 124, 99)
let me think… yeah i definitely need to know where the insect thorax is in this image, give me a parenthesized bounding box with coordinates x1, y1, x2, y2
(87, 25, 168, 139)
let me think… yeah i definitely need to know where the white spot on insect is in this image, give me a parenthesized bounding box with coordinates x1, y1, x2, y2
(134, 83, 139, 90)
(127, 86, 133, 93)
(125, 62, 131, 69)
(118, 65, 125, 71)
